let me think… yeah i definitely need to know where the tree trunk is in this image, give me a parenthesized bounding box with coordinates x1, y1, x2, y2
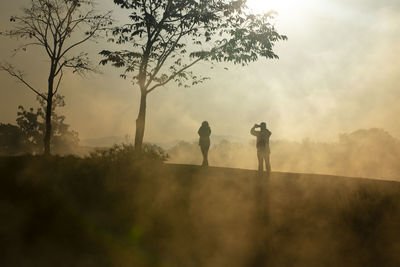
(134, 91, 147, 153)
(43, 75, 54, 156)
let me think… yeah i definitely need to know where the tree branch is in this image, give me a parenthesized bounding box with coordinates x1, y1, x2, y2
(0, 63, 47, 101)
(147, 19, 197, 89)
(53, 69, 63, 95)
(59, 11, 112, 59)
(147, 57, 202, 94)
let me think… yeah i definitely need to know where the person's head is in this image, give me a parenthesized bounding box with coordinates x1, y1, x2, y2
(260, 122, 267, 130)
(202, 121, 209, 127)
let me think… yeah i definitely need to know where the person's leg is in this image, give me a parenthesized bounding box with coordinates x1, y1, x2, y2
(265, 154, 271, 176)
(204, 146, 209, 166)
(201, 146, 209, 166)
(201, 146, 205, 166)
(257, 150, 263, 171)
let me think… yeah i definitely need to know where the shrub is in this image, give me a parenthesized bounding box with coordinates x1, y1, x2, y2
(88, 143, 168, 164)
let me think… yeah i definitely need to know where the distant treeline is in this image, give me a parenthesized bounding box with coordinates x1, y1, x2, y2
(167, 128, 400, 180)
(2, 123, 399, 179)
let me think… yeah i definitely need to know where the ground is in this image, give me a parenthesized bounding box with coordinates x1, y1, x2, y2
(1, 156, 399, 267)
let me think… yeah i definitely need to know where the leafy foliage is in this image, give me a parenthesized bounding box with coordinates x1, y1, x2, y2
(15, 95, 79, 154)
(89, 143, 168, 163)
(100, 0, 287, 92)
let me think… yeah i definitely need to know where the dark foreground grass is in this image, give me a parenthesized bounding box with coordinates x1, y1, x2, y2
(0, 156, 399, 267)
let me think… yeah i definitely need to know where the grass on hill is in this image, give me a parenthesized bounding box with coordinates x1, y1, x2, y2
(0, 151, 399, 267)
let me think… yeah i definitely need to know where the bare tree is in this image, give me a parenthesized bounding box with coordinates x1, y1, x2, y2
(100, 0, 287, 153)
(0, 0, 112, 155)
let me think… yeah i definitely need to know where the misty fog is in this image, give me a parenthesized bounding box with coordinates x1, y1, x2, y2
(167, 128, 400, 181)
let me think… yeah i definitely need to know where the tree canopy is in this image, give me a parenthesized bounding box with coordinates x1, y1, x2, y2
(101, 0, 286, 91)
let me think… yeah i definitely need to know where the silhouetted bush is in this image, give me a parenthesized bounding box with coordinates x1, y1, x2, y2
(89, 143, 168, 164)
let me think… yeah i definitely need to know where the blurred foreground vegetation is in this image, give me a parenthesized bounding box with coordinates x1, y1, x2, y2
(1, 145, 399, 267)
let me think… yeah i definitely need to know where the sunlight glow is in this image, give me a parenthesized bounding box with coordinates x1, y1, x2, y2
(246, 0, 292, 15)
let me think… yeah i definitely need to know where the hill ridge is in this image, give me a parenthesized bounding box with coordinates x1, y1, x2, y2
(165, 163, 400, 184)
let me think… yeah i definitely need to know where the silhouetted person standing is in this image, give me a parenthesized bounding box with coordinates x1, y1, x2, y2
(198, 121, 211, 167)
(251, 122, 272, 174)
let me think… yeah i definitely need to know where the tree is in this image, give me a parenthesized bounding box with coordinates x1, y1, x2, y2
(0, 0, 112, 155)
(16, 95, 80, 154)
(100, 0, 287, 153)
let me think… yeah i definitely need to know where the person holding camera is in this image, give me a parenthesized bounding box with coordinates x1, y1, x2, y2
(251, 122, 272, 174)
(198, 121, 211, 167)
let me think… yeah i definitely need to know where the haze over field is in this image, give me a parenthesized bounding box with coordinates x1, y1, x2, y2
(1, 1, 400, 265)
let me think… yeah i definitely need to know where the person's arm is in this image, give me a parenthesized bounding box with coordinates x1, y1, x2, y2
(250, 125, 258, 136)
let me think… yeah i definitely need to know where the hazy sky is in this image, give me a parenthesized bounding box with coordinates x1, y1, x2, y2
(1, 0, 399, 144)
